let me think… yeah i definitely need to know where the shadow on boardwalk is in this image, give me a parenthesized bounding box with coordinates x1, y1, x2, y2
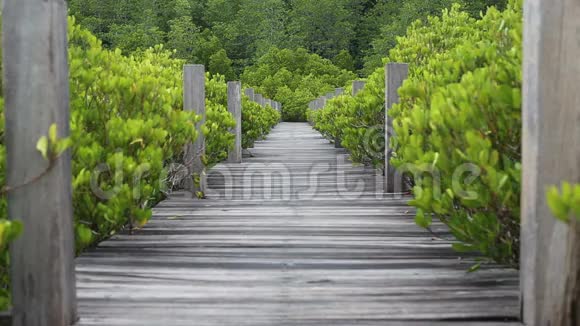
(76, 122, 519, 326)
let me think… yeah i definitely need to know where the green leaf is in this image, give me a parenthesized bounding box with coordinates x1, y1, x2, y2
(36, 136, 49, 160)
(414, 209, 432, 228)
(467, 262, 482, 273)
(49, 123, 58, 144)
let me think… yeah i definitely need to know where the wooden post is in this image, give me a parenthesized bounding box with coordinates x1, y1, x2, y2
(521, 0, 580, 324)
(255, 94, 265, 107)
(227, 82, 242, 163)
(352, 81, 366, 96)
(2, 0, 77, 325)
(183, 64, 206, 197)
(244, 88, 255, 101)
(308, 101, 315, 110)
(318, 97, 326, 109)
(335, 88, 344, 96)
(384, 63, 408, 193)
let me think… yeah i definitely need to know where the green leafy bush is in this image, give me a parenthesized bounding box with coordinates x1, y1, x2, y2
(242, 47, 355, 121)
(311, 1, 523, 266)
(242, 98, 281, 149)
(68, 18, 201, 248)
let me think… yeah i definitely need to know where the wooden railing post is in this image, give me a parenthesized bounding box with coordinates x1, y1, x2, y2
(384, 63, 408, 193)
(227, 81, 242, 163)
(318, 96, 326, 109)
(244, 88, 255, 101)
(183, 64, 206, 197)
(3, 0, 77, 325)
(255, 94, 265, 107)
(352, 81, 366, 96)
(521, 0, 580, 324)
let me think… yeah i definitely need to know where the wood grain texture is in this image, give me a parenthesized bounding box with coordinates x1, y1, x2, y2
(352, 80, 366, 96)
(76, 123, 519, 325)
(521, 0, 580, 324)
(183, 64, 207, 196)
(227, 81, 242, 163)
(2, 0, 77, 325)
(244, 88, 255, 101)
(384, 63, 409, 194)
(255, 94, 265, 107)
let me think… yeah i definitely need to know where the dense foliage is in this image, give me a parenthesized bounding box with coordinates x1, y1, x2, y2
(69, 0, 507, 76)
(311, 1, 522, 266)
(241, 99, 281, 149)
(242, 47, 355, 121)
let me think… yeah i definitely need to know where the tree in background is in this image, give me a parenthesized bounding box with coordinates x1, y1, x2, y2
(242, 47, 355, 121)
(69, 0, 508, 77)
(287, 0, 354, 60)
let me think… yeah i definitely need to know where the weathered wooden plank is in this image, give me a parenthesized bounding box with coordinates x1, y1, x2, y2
(227, 81, 242, 163)
(2, 0, 77, 325)
(521, 0, 580, 324)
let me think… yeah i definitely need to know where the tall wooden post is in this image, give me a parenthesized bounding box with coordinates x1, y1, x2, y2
(244, 88, 255, 101)
(227, 81, 242, 163)
(3, 0, 77, 325)
(183, 64, 206, 197)
(521, 0, 580, 324)
(384, 63, 408, 193)
(352, 81, 366, 96)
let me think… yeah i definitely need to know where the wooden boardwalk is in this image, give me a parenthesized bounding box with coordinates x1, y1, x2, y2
(76, 122, 520, 325)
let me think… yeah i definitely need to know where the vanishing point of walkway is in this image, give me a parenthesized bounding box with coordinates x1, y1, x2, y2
(76, 122, 520, 325)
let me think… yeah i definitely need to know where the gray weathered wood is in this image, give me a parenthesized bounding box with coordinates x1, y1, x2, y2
(317, 97, 326, 109)
(244, 88, 255, 101)
(384, 63, 408, 193)
(352, 81, 366, 96)
(521, 0, 580, 324)
(76, 123, 519, 325)
(308, 101, 315, 110)
(255, 94, 265, 107)
(335, 88, 344, 96)
(183, 64, 207, 196)
(227, 81, 242, 163)
(2, 0, 77, 325)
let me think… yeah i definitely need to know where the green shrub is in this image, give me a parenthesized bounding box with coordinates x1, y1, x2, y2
(311, 1, 523, 266)
(242, 47, 355, 122)
(242, 98, 281, 149)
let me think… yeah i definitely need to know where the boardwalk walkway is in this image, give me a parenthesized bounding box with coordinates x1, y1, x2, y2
(76, 122, 520, 325)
